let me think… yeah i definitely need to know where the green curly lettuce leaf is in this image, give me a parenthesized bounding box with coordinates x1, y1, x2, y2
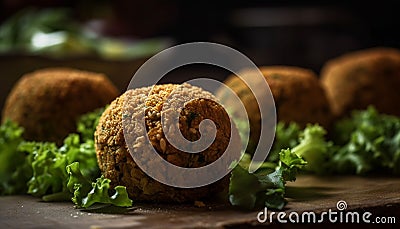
(279, 149, 308, 182)
(76, 107, 105, 142)
(0, 108, 103, 200)
(268, 122, 301, 162)
(0, 120, 31, 195)
(80, 178, 132, 208)
(229, 150, 306, 210)
(0, 108, 133, 209)
(278, 107, 400, 176)
(21, 133, 100, 201)
(22, 141, 69, 200)
(60, 134, 100, 180)
(291, 124, 333, 174)
(332, 106, 400, 175)
(66, 162, 92, 205)
(67, 162, 132, 208)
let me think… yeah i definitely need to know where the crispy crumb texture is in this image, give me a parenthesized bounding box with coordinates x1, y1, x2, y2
(95, 83, 235, 203)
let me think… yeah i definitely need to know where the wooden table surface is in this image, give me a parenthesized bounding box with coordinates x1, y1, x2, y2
(1, 175, 399, 229)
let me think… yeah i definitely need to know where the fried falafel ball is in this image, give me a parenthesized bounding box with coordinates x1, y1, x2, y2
(2, 68, 119, 144)
(216, 66, 332, 151)
(95, 83, 240, 203)
(321, 47, 400, 117)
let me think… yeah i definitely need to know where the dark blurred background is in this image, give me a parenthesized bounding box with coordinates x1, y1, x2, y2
(0, 0, 399, 111)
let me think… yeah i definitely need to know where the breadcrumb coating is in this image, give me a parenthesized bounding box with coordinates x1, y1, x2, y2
(95, 83, 239, 202)
(2, 68, 119, 143)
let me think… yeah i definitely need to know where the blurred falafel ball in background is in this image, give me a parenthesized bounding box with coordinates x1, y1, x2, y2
(95, 83, 241, 203)
(321, 47, 400, 118)
(2, 68, 119, 144)
(216, 66, 333, 152)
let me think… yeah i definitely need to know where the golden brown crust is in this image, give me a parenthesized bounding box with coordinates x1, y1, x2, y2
(95, 83, 235, 202)
(2, 67, 119, 143)
(261, 66, 331, 127)
(321, 47, 400, 117)
(218, 65, 332, 149)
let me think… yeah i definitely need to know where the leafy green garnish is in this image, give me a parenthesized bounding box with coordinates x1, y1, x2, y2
(21, 134, 99, 201)
(67, 162, 132, 208)
(228, 106, 400, 210)
(268, 122, 301, 162)
(79, 177, 132, 208)
(76, 107, 105, 142)
(332, 106, 400, 175)
(0, 107, 132, 208)
(60, 134, 99, 179)
(291, 125, 332, 174)
(66, 162, 92, 205)
(23, 141, 69, 199)
(271, 107, 400, 176)
(229, 150, 306, 210)
(279, 149, 308, 181)
(0, 120, 31, 195)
